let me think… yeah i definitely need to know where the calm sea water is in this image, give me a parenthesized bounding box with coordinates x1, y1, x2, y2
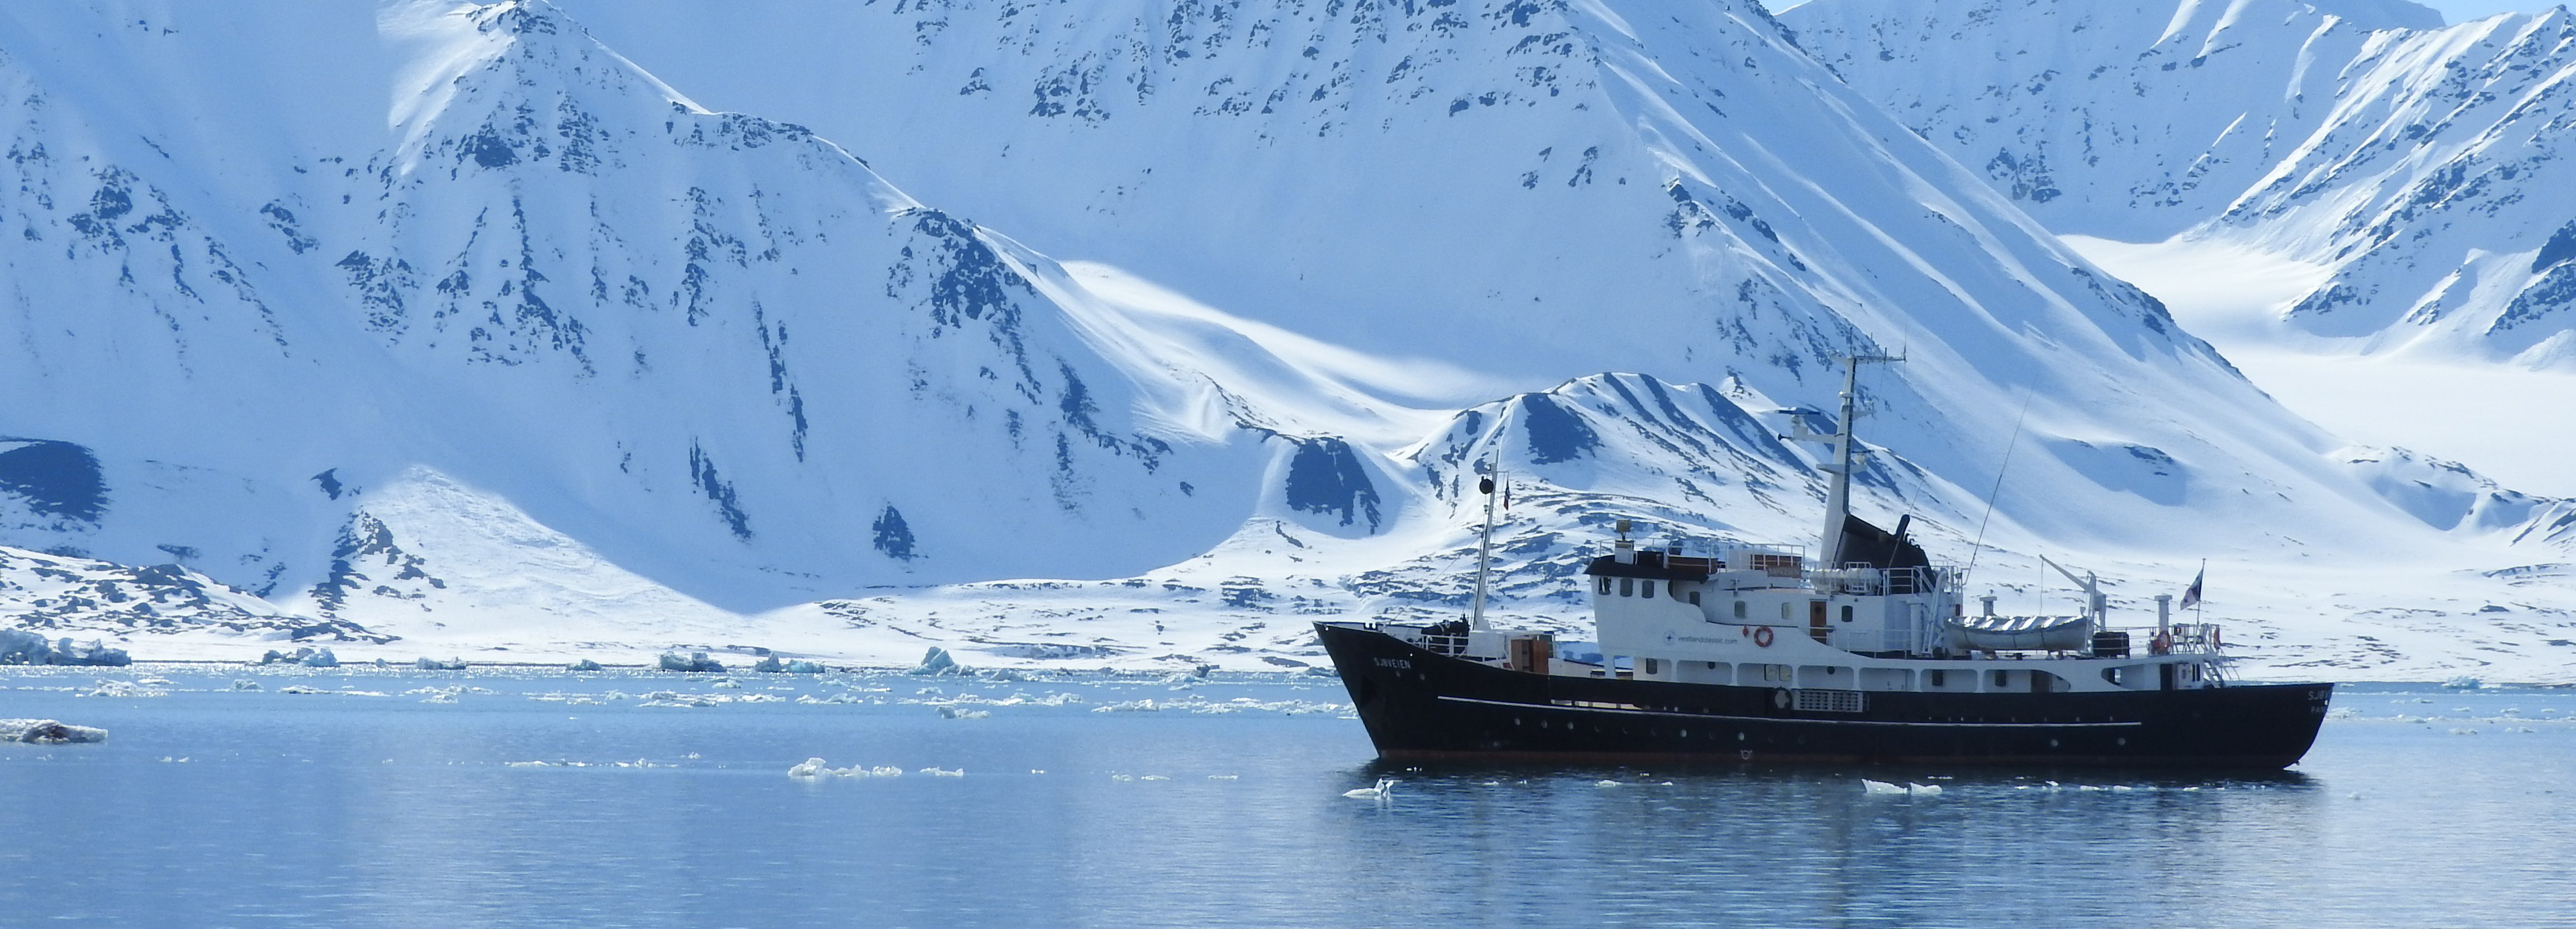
(2, 665, 2570, 928)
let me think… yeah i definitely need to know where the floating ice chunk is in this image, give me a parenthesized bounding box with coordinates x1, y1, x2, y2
(1343, 778, 1395, 799)
(0, 630, 50, 664)
(83, 679, 165, 698)
(870, 766, 903, 777)
(788, 757, 830, 778)
(921, 767, 965, 777)
(2, 719, 107, 743)
(2451, 728, 2478, 735)
(1909, 783, 1944, 795)
(302, 648, 339, 668)
(784, 660, 826, 674)
(416, 657, 468, 670)
(1862, 779, 1909, 795)
(1139, 775, 1170, 781)
(752, 656, 787, 673)
(658, 652, 725, 673)
(1595, 780, 1623, 788)
(506, 760, 555, 768)
(230, 680, 262, 691)
(0, 631, 130, 666)
(280, 685, 328, 694)
(2442, 675, 2483, 690)
(567, 659, 604, 671)
(712, 679, 742, 689)
(1209, 774, 1238, 780)
(912, 647, 962, 676)
(937, 707, 991, 719)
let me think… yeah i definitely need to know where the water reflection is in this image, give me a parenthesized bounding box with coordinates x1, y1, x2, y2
(1, 671, 2568, 928)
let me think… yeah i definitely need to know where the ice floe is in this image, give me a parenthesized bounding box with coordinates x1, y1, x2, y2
(1, 719, 107, 743)
(1342, 778, 1395, 799)
(0, 631, 129, 666)
(657, 652, 725, 673)
(83, 679, 165, 698)
(787, 757, 914, 778)
(911, 647, 963, 676)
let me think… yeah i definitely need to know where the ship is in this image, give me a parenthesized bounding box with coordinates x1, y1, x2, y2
(1314, 356, 2332, 768)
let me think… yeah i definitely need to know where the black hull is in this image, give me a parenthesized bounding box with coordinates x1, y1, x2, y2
(1316, 623, 2331, 769)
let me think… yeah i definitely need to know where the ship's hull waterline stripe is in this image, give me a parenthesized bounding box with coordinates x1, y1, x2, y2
(1434, 695, 2148, 728)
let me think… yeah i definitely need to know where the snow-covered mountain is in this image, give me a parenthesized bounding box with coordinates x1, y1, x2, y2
(1789, 0, 2576, 369)
(1, 0, 2567, 680)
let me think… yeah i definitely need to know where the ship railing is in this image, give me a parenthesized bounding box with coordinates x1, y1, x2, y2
(2094, 622, 2225, 656)
(1419, 631, 1471, 657)
(1822, 563, 1948, 596)
(1716, 544, 1808, 577)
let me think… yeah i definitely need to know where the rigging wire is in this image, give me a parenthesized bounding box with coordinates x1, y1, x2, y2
(1960, 391, 2033, 591)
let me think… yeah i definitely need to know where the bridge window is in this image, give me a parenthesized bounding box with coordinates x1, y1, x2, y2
(1597, 577, 1612, 595)
(1620, 578, 1633, 597)
(1641, 581, 1655, 599)
(1840, 604, 1854, 623)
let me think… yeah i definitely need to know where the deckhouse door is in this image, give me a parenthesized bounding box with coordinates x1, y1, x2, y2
(1808, 600, 1829, 644)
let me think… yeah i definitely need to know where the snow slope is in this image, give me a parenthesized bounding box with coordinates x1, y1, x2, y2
(1791, 0, 2576, 371)
(0, 0, 2567, 680)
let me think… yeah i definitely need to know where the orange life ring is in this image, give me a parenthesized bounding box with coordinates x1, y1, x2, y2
(1753, 626, 1775, 648)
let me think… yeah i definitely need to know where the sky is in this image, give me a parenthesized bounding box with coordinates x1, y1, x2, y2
(1765, 0, 2559, 25)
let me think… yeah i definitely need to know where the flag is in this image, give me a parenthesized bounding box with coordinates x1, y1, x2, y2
(2179, 565, 2204, 610)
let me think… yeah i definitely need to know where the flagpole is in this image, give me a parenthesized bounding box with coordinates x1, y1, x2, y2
(2195, 559, 2205, 624)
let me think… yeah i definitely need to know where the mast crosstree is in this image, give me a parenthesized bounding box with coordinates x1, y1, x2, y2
(1791, 353, 1903, 568)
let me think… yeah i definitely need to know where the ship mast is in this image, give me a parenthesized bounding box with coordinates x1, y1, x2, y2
(1469, 465, 1500, 632)
(1815, 353, 1903, 569)
(1470, 410, 1513, 632)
